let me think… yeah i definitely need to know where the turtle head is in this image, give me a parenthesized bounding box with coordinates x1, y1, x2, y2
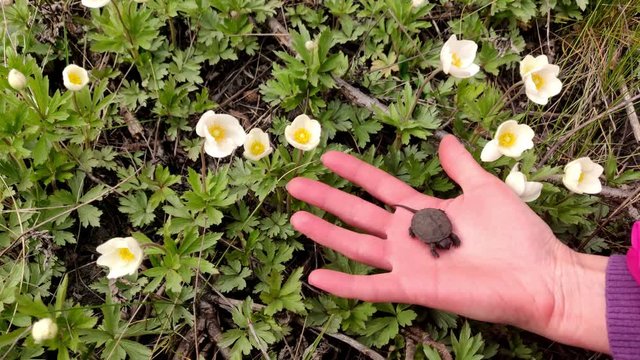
(438, 238, 453, 249)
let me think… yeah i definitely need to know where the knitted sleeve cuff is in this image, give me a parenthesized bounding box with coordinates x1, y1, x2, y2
(606, 255, 640, 359)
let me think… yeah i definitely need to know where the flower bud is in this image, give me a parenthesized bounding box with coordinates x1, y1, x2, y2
(305, 40, 317, 51)
(8, 69, 27, 91)
(32, 318, 58, 343)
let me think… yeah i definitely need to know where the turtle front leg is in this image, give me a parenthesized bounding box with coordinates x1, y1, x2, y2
(451, 233, 461, 247)
(430, 243, 440, 258)
(409, 227, 415, 238)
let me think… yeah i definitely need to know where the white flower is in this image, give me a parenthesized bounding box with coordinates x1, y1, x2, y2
(81, 0, 111, 8)
(243, 128, 272, 161)
(32, 318, 58, 343)
(285, 114, 321, 151)
(133, 0, 147, 2)
(8, 69, 27, 90)
(562, 157, 603, 194)
(196, 111, 246, 158)
(480, 120, 535, 162)
(519, 55, 562, 105)
(440, 35, 480, 79)
(412, 0, 426, 7)
(62, 65, 89, 91)
(96, 237, 144, 279)
(505, 164, 543, 202)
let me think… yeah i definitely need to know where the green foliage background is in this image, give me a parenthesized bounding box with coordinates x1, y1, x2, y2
(0, 0, 638, 359)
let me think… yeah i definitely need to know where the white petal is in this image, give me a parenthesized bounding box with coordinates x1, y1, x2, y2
(449, 64, 480, 79)
(505, 170, 527, 196)
(440, 37, 454, 74)
(562, 161, 583, 194)
(308, 119, 322, 138)
(204, 138, 234, 158)
(106, 266, 132, 279)
(96, 237, 127, 254)
(196, 111, 215, 137)
(451, 40, 478, 67)
(292, 114, 310, 127)
(123, 237, 143, 261)
(96, 252, 120, 267)
(525, 87, 549, 105)
(81, 0, 111, 8)
(543, 76, 563, 98)
(480, 140, 502, 162)
(541, 64, 560, 78)
(495, 120, 518, 137)
(498, 123, 534, 158)
(520, 55, 549, 77)
(579, 176, 602, 194)
(520, 181, 543, 202)
(214, 114, 242, 128)
(585, 161, 604, 178)
(227, 122, 247, 147)
(284, 124, 296, 147)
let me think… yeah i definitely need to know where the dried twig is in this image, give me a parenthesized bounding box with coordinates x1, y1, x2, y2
(119, 107, 143, 138)
(621, 84, 640, 142)
(403, 327, 452, 360)
(313, 330, 385, 360)
(199, 300, 232, 359)
(171, 316, 206, 360)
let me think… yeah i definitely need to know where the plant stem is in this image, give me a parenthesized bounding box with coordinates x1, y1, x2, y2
(200, 143, 207, 191)
(111, 0, 140, 63)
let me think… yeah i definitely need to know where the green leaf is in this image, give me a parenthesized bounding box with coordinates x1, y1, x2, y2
(77, 204, 102, 228)
(55, 275, 69, 312)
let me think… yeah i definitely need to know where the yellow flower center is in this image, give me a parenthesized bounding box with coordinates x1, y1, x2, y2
(249, 141, 265, 156)
(118, 248, 135, 262)
(208, 125, 225, 142)
(498, 132, 517, 148)
(451, 53, 462, 68)
(531, 73, 544, 90)
(578, 172, 585, 183)
(68, 71, 83, 85)
(294, 128, 311, 144)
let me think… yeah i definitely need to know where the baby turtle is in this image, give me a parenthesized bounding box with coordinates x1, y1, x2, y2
(394, 204, 460, 258)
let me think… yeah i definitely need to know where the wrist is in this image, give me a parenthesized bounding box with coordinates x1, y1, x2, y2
(543, 249, 609, 353)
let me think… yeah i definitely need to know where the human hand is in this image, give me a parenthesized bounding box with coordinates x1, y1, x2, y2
(287, 136, 608, 353)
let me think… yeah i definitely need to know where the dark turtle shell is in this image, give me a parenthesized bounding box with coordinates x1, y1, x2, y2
(410, 209, 452, 243)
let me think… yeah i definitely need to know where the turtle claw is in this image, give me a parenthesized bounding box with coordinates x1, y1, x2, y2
(451, 233, 461, 247)
(430, 243, 440, 258)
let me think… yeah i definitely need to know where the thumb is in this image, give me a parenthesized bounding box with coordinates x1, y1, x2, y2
(439, 135, 495, 192)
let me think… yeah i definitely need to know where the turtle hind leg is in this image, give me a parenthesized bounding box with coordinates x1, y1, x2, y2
(409, 227, 415, 238)
(451, 233, 461, 247)
(430, 243, 440, 258)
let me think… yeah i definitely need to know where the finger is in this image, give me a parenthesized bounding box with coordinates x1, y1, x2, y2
(308, 269, 399, 303)
(291, 211, 392, 270)
(321, 151, 439, 207)
(287, 177, 391, 237)
(438, 135, 496, 192)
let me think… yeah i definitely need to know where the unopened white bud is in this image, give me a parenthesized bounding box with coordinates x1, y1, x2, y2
(32, 318, 58, 343)
(8, 69, 27, 90)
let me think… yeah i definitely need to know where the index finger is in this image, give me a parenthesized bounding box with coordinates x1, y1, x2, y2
(321, 151, 440, 207)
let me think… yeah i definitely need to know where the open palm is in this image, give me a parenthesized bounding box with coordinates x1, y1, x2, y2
(287, 136, 576, 337)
